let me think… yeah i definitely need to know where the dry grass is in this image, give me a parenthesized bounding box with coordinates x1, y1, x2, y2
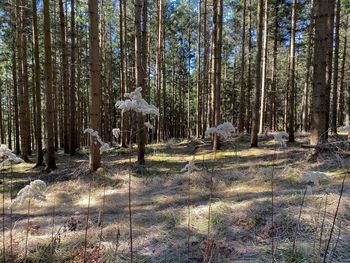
(0, 135, 349, 262)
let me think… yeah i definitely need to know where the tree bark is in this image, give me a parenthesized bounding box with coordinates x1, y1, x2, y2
(330, 0, 341, 133)
(251, 0, 264, 147)
(288, 0, 297, 142)
(70, 0, 76, 155)
(338, 16, 348, 126)
(311, 0, 335, 145)
(32, 0, 44, 166)
(43, 0, 56, 169)
(88, 0, 102, 170)
(238, 0, 247, 133)
(59, 0, 70, 153)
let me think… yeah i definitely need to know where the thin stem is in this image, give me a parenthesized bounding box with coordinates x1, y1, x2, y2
(25, 198, 31, 260)
(290, 187, 307, 262)
(2, 162, 5, 262)
(317, 194, 328, 263)
(83, 178, 92, 263)
(312, 196, 324, 263)
(271, 155, 275, 262)
(329, 220, 341, 263)
(51, 198, 56, 255)
(322, 173, 347, 262)
(10, 162, 13, 260)
(128, 120, 133, 263)
(187, 169, 191, 261)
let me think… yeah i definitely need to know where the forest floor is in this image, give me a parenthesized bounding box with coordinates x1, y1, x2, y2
(1, 133, 350, 262)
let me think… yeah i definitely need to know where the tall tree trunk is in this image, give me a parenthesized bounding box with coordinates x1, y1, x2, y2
(301, 0, 314, 132)
(32, 0, 44, 166)
(251, 0, 264, 147)
(202, 0, 208, 137)
(331, 0, 341, 133)
(288, 0, 297, 142)
(311, 0, 335, 145)
(120, 0, 127, 147)
(88, 0, 101, 170)
(135, 0, 148, 164)
(245, 0, 253, 133)
(196, 0, 202, 138)
(12, 46, 20, 153)
(59, 0, 70, 153)
(258, 0, 268, 134)
(338, 16, 348, 126)
(212, 0, 223, 150)
(70, 0, 76, 155)
(43, 0, 56, 169)
(16, 0, 29, 161)
(238, 0, 247, 133)
(270, 2, 279, 131)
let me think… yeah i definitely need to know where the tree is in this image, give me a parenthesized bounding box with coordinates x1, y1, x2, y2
(59, 0, 70, 154)
(288, 0, 297, 142)
(238, 0, 247, 133)
(311, 0, 335, 145)
(212, 0, 223, 150)
(88, 0, 101, 171)
(338, 16, 348, 126)
(70, 0, 77, 155)
(32, 0, 44, 167)
(251, 0, 264, 147)
(43, 0, 56, 169)
(331, 0, 341, 133)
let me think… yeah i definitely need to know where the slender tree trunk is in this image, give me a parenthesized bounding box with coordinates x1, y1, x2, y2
(238, 0, 247, 133)
(43, 0, 56, 169)
(196, 0, 202, 138)
(270, 2, 279, 131)
(32, 0, 44, 166)
(245, 0, 252, 133)
(258, 0, 268, 134)
(288, 0, 297, 142)
(338, 16, 348, 126)
(251, 0, 264, 147)
(202, 0, 208, 137)
(12, 46, 20, 153)
(70, 0, 76, 155)
(120, 0, 127, 147)
(301, 0, 314, 132)
(59, 0, 69, 153)
(88, 0, 101, 170)
(331, 0, 341, 133)
(212, 0, 223, 150)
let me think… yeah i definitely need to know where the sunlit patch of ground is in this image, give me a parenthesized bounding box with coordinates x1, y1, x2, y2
(0, 135, 349, 262)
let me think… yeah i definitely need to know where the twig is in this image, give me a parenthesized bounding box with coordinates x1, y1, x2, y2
(51, 198, 56, 255)
(312, 196, 324, 262)
(2, 162, 5, 262)
(10, 161, 13, 260)
(128, 123, 133, 263)
(329, 219, 341, 263)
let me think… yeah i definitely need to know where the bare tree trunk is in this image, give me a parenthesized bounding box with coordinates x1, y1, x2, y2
(258, 0, 268, 134)
(331, 0, 341, 133)
(288, 0, 297, 142)
(311, 0, 335, 145)
(12, 46, 20, 153)
(88, 0, 101, 170)
(43, 0, 56, 169)
(338, 16, 348, 126)
(301, 0, 314, 132)
(270, 2, 279, 131)
(245, 0, 252, 133)
(120, 0, 127, 147)
(196, 0, 202, 138)
(70, 0, 76, 155)
(212, 0, 223, 150)
(59, 0, 70, 153)
(32, 0, 44, 166)
(251, 0, 264, 147)
(238, 0, 247, 133)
